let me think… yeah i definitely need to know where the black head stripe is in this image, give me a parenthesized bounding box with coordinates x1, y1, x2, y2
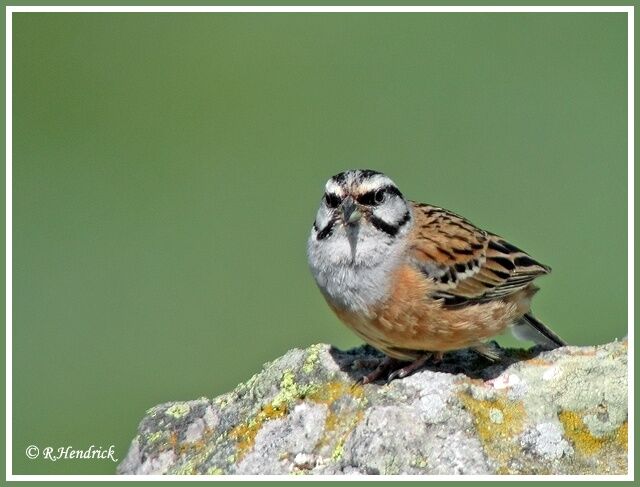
(356, 191, 377, 206)
(384, 185, 403, 198)
(356, 185, 403, 206)
(331, 171, 348, 184)
(369, 210, 411, 237)
(369, 216, 398, 236)
(324, 192, 341, 208)
(357, 169, 383, 180)
(331, 169, 383, 184)
(315, 220, 335, 240)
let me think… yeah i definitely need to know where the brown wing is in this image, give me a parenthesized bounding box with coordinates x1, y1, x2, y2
(408, 202, 551, 306)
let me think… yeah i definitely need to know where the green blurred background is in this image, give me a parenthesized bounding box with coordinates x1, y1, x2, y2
(12, 13, 627, 474)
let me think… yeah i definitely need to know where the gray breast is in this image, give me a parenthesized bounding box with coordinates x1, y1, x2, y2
(306, 225, 409, 313)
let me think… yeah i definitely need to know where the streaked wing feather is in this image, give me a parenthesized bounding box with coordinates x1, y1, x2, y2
(408, 203, 550, 305)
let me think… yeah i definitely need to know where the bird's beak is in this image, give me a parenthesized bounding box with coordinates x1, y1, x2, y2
(341, 197, 362, 225)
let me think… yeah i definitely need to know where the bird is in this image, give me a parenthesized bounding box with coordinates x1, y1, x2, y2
(306, 169, 567, 383)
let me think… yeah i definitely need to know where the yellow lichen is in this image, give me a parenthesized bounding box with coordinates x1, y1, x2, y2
(228, 370, 324, 460)
(307, 380, 366, 461)
(559, 410, 606, 454)
(167, 431, 179, 451)
(459, 391, 525, 473)
(177, 437, 209, 455)
(460, 393, 525, 444)
(616, 422, 628, 450)
(559, 411, 627, 455)
(524, 358, 552, 367)
(308, 380, 365, 405)
(229, 402, 288, 460)
(228, 375, 367, 464)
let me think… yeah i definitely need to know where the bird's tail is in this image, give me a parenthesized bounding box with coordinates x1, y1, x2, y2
(511, 313, 567, 349)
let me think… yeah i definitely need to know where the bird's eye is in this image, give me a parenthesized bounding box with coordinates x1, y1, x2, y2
(324, 193, 341, 208)
(357, 189, 386, 206)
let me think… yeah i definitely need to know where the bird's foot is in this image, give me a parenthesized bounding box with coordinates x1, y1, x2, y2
(357, 350, 448, 385)
(358, 352, 444, 385)
(386, 353, 434, 382)
(359, 356, 401, 385)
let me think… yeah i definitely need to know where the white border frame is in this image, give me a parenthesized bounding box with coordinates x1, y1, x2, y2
(4, 5, 634, 482)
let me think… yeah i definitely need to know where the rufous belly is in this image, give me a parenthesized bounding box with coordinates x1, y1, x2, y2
(328, 264, 535, 361)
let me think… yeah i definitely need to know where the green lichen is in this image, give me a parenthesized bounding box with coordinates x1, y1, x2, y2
(207, 466, 224, 475)
(331, 440, 344, 460)
(229, 370, 319, 460)
(145, 405, 160, 417)
(410, 457, 429, 469)
(147, 431, 165, 444)
(165, 403, 191, 419)
(272, 370, 318, 407)
(382, 462, 401, 475)
(171, 462, 197, 475)
(303, 344, 322, 374)
(214, 394, 231, 409)
(166, 438, 220, 475)
(235, 372, 261, 394)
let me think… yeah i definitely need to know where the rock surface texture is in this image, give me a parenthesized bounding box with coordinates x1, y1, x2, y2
(118, 341, 628, 475)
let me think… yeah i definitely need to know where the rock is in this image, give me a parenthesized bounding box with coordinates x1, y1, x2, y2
(117, 340, 628, 475)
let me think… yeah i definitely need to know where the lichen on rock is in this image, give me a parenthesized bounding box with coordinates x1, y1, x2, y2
(117, 340, 628, 475)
